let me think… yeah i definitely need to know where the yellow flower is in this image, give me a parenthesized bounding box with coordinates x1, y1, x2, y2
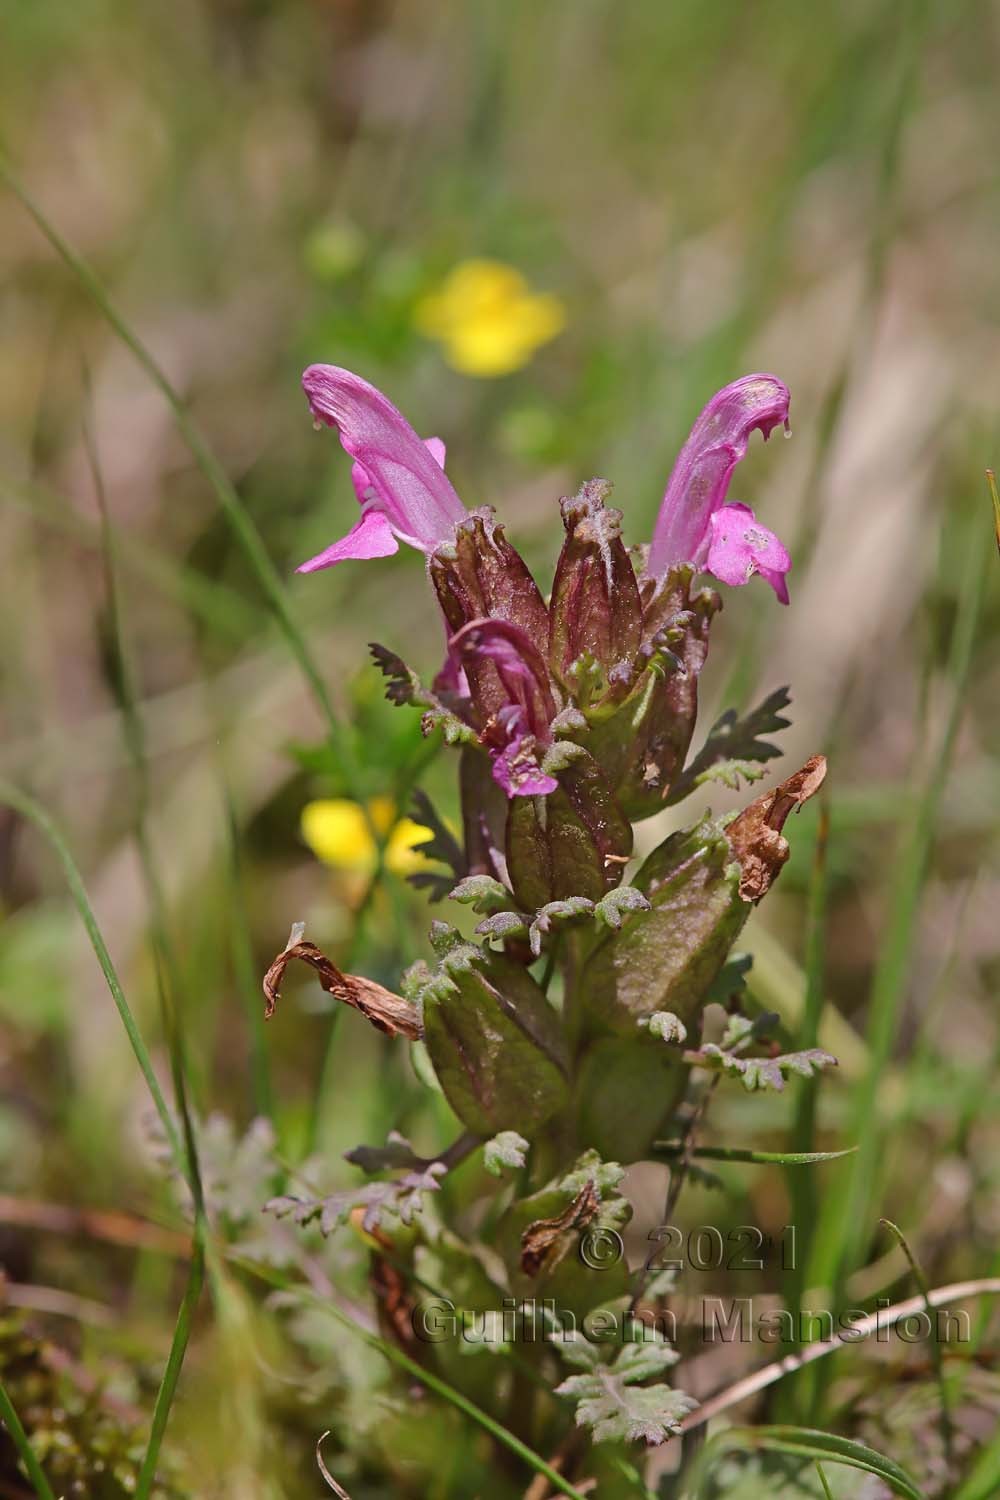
(300, 796, 433, 878)
(414, 259, 566, 378)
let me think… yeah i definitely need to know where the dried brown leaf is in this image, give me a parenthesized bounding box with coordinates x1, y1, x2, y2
(726, 753, 827, 902)
(369, 1254, 419, 1356)
(262, 931, 421, 1038)
(520, 1179, 600, 1277)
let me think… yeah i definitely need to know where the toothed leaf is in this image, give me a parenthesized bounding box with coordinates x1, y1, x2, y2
(483, 1131, 529, 1176)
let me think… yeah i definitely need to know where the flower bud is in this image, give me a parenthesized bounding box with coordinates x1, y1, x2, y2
(430, 508, 549, 723)
(420, 946, 569, 1136)
(547, 480, 642, 703)
(585, 567, 720, 818)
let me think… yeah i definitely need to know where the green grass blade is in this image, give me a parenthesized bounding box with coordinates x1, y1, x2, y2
(954, 1431, 1000, 1500)
(0, 778, 185, 1175)
(880, 1219, 953, 1471)
(651, 1144, 856, 1166)
(710, 1426, 924, 1500)
(135, 1235, 206, 1500)
(778, 802, 834, 1408)
(0, 1378, 58, 1500)
(790, 801, 831, 1149)
(814, 1461, 835, 1500)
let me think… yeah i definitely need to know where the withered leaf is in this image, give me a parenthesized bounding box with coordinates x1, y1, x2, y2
(520, 1179, 600, 1277)
(726, 754, 827, 903)
(359, 1213, 420, 1352)
(263, 931, 421, 1038)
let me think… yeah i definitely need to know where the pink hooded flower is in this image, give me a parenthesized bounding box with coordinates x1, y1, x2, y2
(647, 374, 791, 603)
(449, 619, 559, 797)
(297, 366, 467, 572)
(297, 364, 797, 806)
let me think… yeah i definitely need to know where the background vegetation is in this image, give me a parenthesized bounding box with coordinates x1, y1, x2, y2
(1, 1, 998, 1495)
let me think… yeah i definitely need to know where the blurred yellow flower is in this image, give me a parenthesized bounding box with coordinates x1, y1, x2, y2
(300, 796, 432, 877)
(414, 258, 566, 377)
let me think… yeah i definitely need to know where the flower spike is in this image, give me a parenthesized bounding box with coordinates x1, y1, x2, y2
(298, 366, 467, 571)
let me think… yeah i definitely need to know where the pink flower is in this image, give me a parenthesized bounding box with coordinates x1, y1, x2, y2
(705, 503, 790, 605)
(648, 374, 791, 603)
(448, 619, 558, 797)
(297, 366, 466, 572)
(296, 364, 798, 804)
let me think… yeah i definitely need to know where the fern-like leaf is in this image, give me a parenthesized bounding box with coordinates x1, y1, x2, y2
(668, 685, 791, 803)
(555, 1338, 696, 1446)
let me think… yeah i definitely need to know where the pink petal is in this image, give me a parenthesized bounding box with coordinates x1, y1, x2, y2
(648, 374, 790, 578)
(303, 366, 465, 552)
(492, 734, 558, 798)
(757, 565, 790, 606)
(351, 436, 447, 506)
(449, 618, 556, 738)
(424, 436, 447, 469)
(706, 502, 791, 604)
(296, 508, 399, 573)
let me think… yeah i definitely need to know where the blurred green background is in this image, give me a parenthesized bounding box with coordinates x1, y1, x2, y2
(1, 1, 999, 1496)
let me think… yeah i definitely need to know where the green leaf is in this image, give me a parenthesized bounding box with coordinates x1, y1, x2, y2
(448, 874, 515, 913)
(574, 1036, 688, 1161)
(428, 920, 471, 958)
(668, 685, 791, 804)
(551, 1327, 602, 1371)
(506, 750, 633, 908)
(708, 1426, 925, 1500)
(580, 817, 746, 1035)
(483, 1131, 529, 1176)
(344, 1130, 422, 1173)
(685, 758, 770, 793)
(719, 1012, 760, 1050)
(529, 896, 595, 956)
(136, 1237, 205, 1500)
(696, 1044, 837, 1092)
(555, 1337, 695, 1446)
(594, 885, 651, 931)
(266, 1162, 446, 1236)
(476, 910, 530, 942)
(638, 1011, 687, 1043)
(422, 950, 570, 1135)
(407, 788, 467, 900)
(705, 950, 754, 1005)
(651, 1143, 857, 1166)
(369, 641, 432, 707)
(370, 642, 475, 746)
